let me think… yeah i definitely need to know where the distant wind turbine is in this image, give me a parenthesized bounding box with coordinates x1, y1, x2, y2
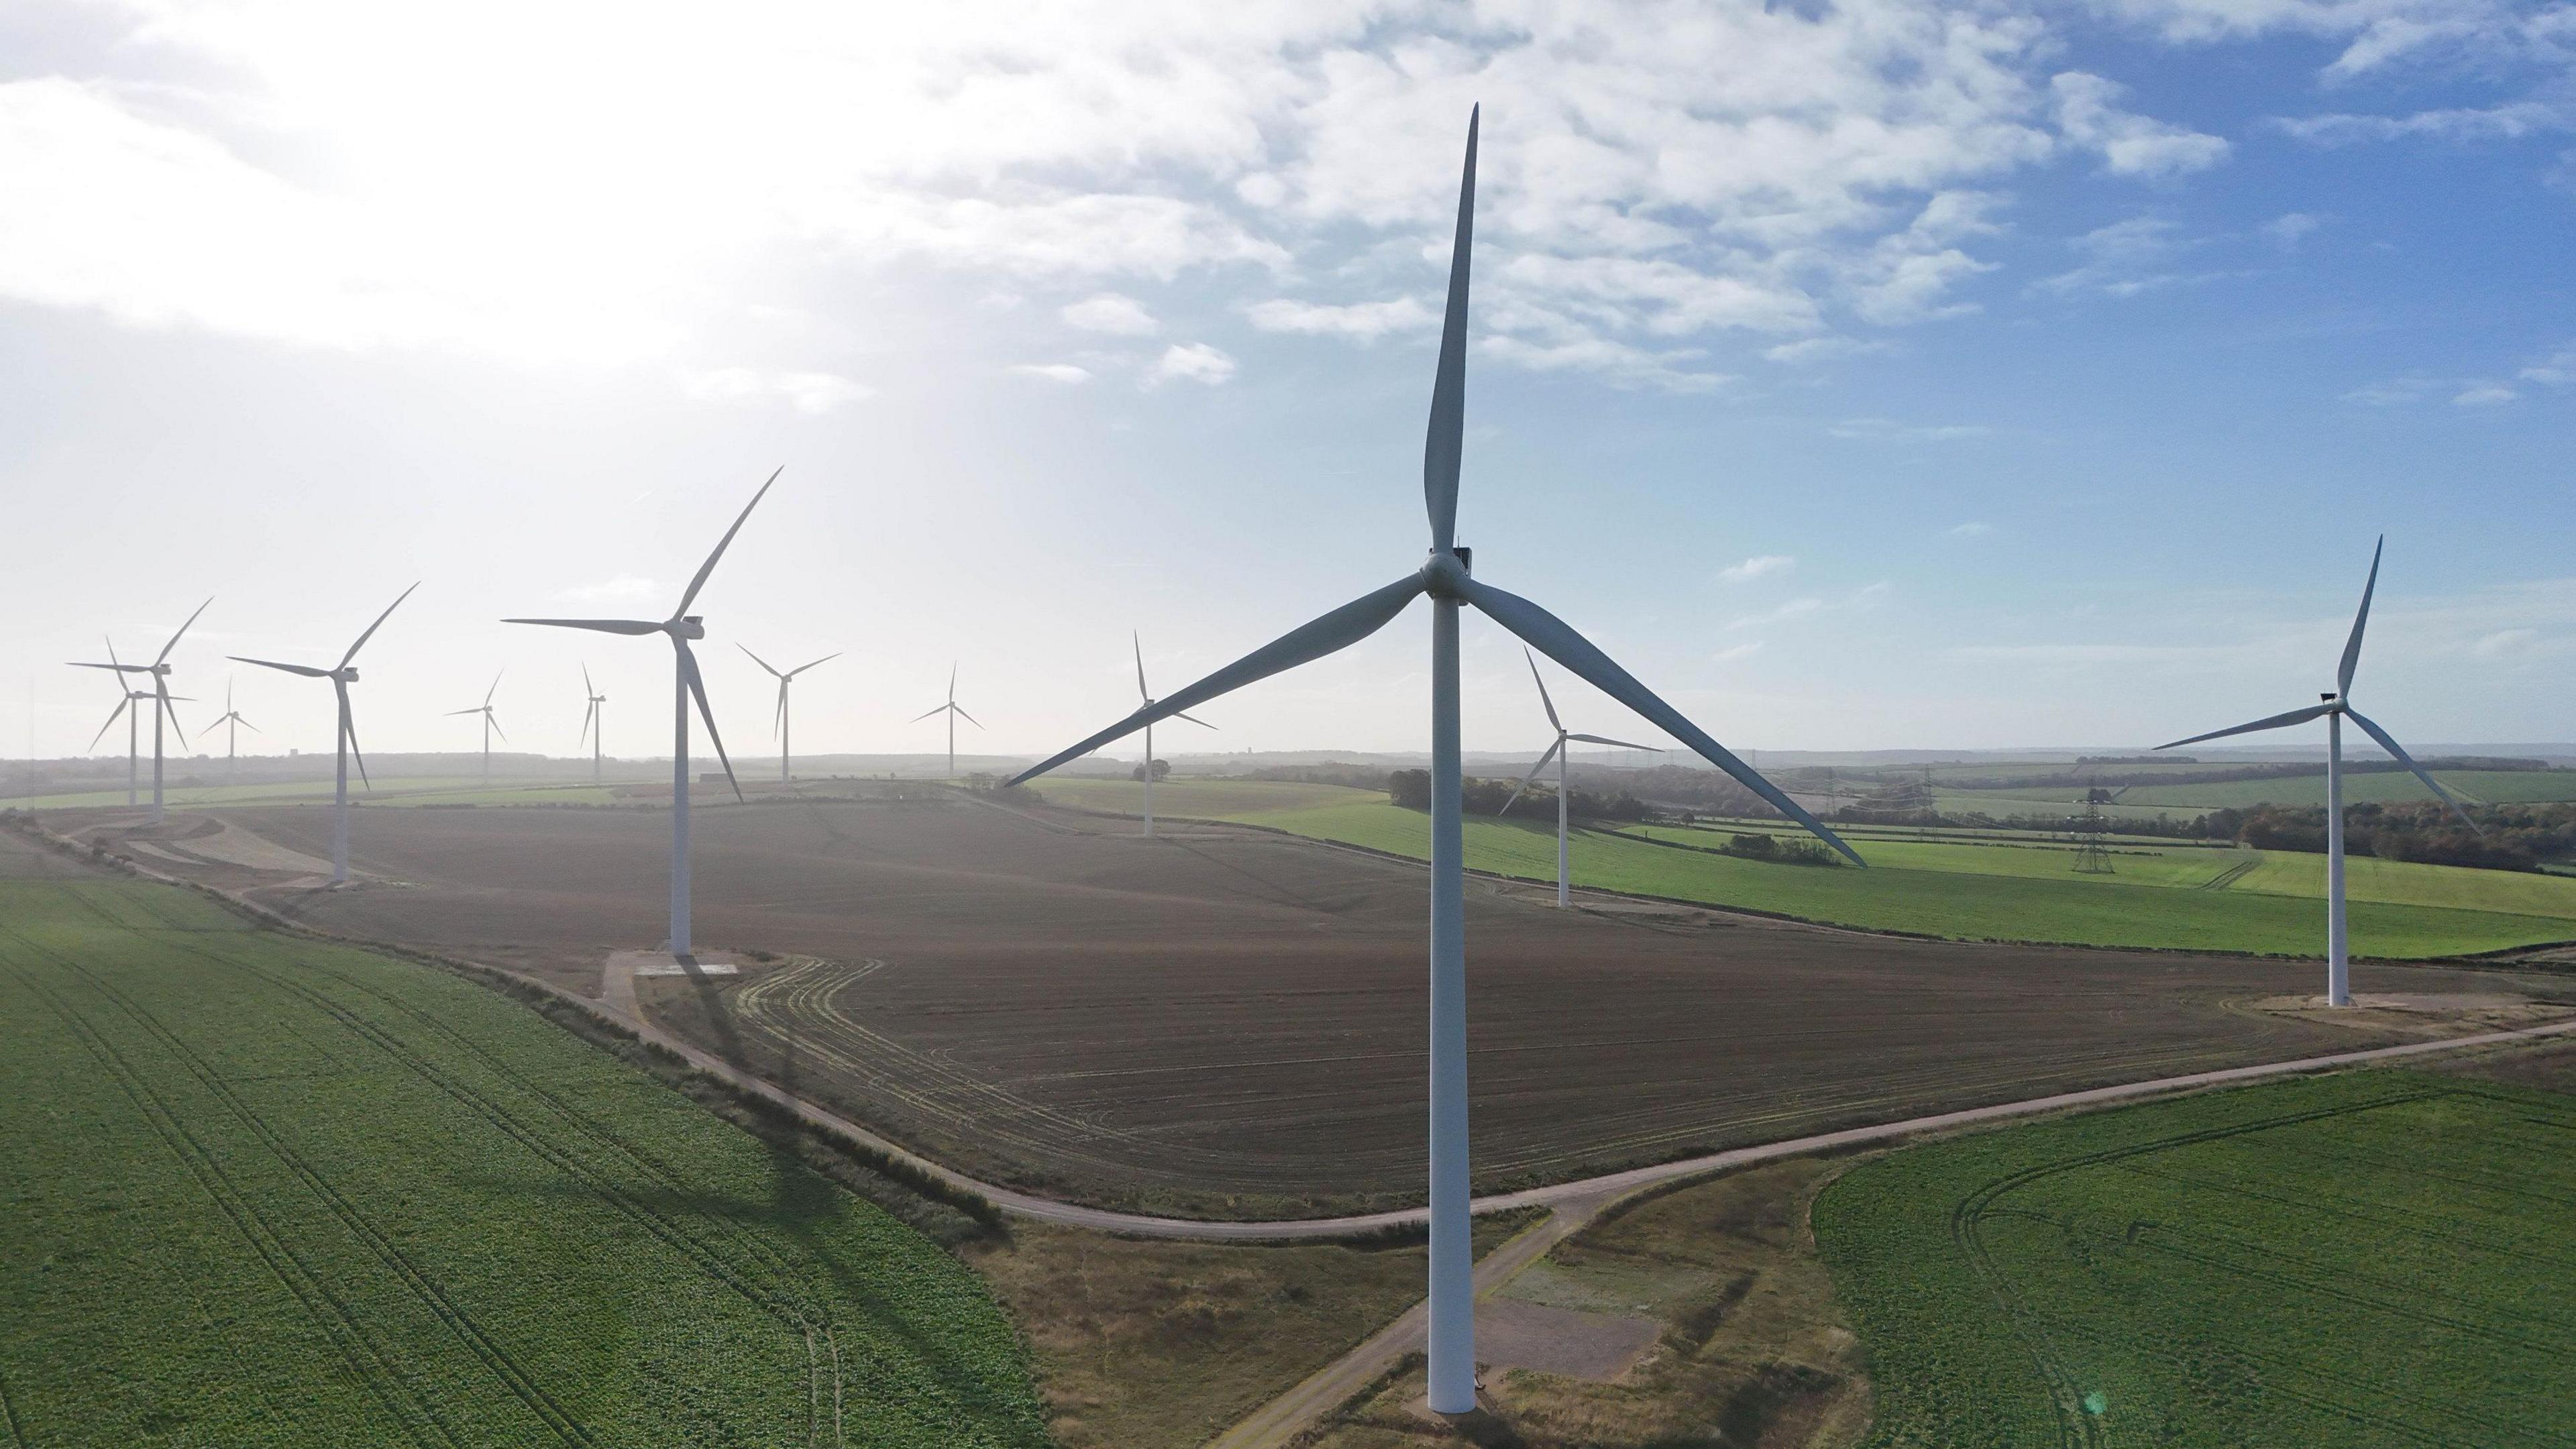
(1500, 647, 1662, 906)
(1130, 633, 1216, 839)
(85, 667, 193, 810)
(913, 665, 981, 780)
(1006, 107, 1860, 1415)
(211, 678, 261, 780)
(578, 665, 607, 785)
(741, 645, 840, 784)
(445, 672, 507, 782)
(505, 470, 777, 957)
(2155, 537, 2472, 1007)
(68, 598, 211, 823)
(232, 584, 419, 885)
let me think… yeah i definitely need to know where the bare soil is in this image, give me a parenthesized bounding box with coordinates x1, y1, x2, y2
(54, 790, 2575, 1214)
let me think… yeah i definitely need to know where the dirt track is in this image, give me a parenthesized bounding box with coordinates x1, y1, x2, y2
(85, 790, 2575, 1210)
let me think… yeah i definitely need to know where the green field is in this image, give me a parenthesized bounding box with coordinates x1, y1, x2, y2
(2113, 767, 2576, 810)
(1813, 1071, 2576, 1446)
(0, 861, 1044, 1446)
(1034, 779, 2576, 957)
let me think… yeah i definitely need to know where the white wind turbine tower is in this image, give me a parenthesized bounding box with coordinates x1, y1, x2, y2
(913, 665, 981, 780)
(1500, 647, 1662, 906)
(740, 646, 840, 784)
(232, 584, 419, 885)
(578, 665, 608, 786)
(505, 470, 776, 957)
(212, 679, 261, 781)
(83, 661, 191, 810)
(1007, 108, 1860, 1415)
(446, 672, 508, 781)
(1131, 632, 1216, 838)
(2156, 537, 2473, 1007)
(68, 599, 211, 823)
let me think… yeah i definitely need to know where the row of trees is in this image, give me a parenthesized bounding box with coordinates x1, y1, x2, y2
(1384, 768, 1650, 822)
(2234, 801, 2576, 873)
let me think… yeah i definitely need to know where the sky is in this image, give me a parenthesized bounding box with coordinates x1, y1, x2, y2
(3, 0, 2571, 766)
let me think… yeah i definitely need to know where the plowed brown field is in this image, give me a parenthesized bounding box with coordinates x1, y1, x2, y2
(74, 790, 2569, 1216)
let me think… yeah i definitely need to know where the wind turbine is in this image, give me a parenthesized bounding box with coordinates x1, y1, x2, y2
(740, 645, 839, 784)
(445, 672, 507, 782)
(505, 470, 775, 957)
(2156, 537, 2471, 1008)
(232, 584, 419, 885)
(1130, 633, 1216, 838)
(1500, 647, 1662, 906)
(212, 678, 261, 781)
(68, 598, 211, 823)
(1005, 108, 1860, 1415)
(912, 665, 981, 780)
(84, 666, 193, 811)
(578, 665, 608, 786)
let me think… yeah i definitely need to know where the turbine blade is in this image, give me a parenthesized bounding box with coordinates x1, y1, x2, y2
(155, 681, 190, 749)
(445, 707, 486, 716)
(910, 704, 950, 723)
(789, 652, 839, 677)
(337, 681, 372, 790)
(2339, 535, 2382, 698)
(65, 661, 143, 673)
(156, 596, 214, 665)
(488, 715, 507, 744)
(1459, 576, 1863, 865)
(504, 617, 665, 635)
(2154, 702, 2334, 751)
(678, 643, 743, 803)
(948, 661, 957, 704)
(678, 466, 782, 616)
(89, 695, 132, 751)
(738, 643, 782, 678)
(106, 635, 124, 672)
(237, 717, 262, 735)
(339, 581, 419, 667)
(1500, 737, 1562, 815)
(1422, 105, 1478, 553)
(953, 704, 984, 731)
(1523, 647, 1560, 731)
(1175, 711, 1218, 729)
(773, 679, 788, 738)
(229, 656, 333, 678)
(578, 700, 595, 749)
(582, 663, 595, 696)
(1008, 573, 1428, 787)
(1566, 733, 1663, 751)
(1134, 631, 1150, 701)
(484, 669, 502, 706)
(2345, 708, 2478, 833)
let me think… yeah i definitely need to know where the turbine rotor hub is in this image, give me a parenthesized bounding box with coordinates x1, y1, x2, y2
(669, 616, 707, 641)
(336, 668, 360, 683)
(1419, 546, 1472, 600)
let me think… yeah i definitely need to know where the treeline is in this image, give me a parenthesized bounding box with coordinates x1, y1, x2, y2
(1251, 761, 1404, 790)
(1385, 769, 1650, 821)
(1840, 757, 2554, 792)
(2233, 802, 2576, 873)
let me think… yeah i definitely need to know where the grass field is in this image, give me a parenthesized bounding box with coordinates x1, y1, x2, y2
(2114, 767, 2576, 809)
(1813, 1070, 2576, 1446)
(0, 849, 1044, 1446)
(1034, 779, 2576, 957)
(17, 777, 619, 810)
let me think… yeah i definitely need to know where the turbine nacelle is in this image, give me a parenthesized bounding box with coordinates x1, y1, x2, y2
(669, 616, 706, 641)
(1419, 547, 1472, 598)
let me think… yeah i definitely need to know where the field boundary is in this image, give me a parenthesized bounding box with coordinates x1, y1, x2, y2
(19, 813, 2576, 1245)
(1018, 796, 2576, 965)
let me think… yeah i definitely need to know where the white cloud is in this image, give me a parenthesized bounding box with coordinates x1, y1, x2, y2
(1948, 521, 1995, 538)
(1245, 297, 1436, 340)
(1828, 417, 1990, 441)
(1147, 341, 1236, 387)
(2262, 211, 2325, 248)
(2343, 375, 2436, 407)
(1729, 597, 1824, 631)
(2034, 215, 2218, 298)
(2051, 72, 2231, 176)
(1006, 362, 1092, 384)
(1721, 555, 1796, 584)
(2473, 627, 2538, 657)
(2521, 343, 2576, 384)
(1061, 292, 1160, 335)
(2277, 102, 2567, 147)
(2453, 382, 2519, 406)
(685, 368, 871, 413)
(1763, 335, 1892, 364)
(1477, 332, 1729, 394)
(1710, 642, 1764, 664)
(557, 574, 659, 602)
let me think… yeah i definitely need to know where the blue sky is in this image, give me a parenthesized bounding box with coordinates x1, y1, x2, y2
(1, 0, 2569, 763)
